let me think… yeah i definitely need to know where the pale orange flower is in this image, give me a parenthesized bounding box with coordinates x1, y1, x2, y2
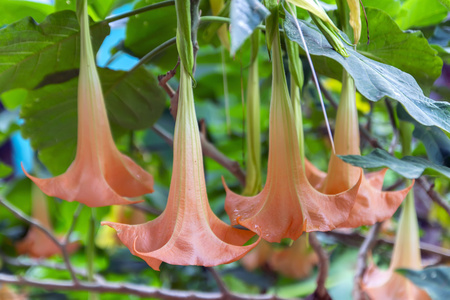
(23, 2, 153, 207)
(362, 191, 431, 300)
(0, 285, 26, 300)
(15, 186, 78, 258)
(102, 62, 258, 270)
(313, 71, 412, 228)
(223, 26, 361, 243)
(240, 240, 273, 271)
(269, 234, 318, 279)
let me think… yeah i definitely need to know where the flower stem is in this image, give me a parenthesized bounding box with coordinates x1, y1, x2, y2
(87, 208, 98, 300)
(99, 0, 175, 24)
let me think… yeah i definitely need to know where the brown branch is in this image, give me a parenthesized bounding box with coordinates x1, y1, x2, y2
(0, 273, 297, 300)
(417, 176, 450, 217)
(206, 267, 230, 297)
(131, 202, 163, 216)
(307, 233, 331, 300)
(0, 196, 79, 283)
(324, 230, 450, 263)
(352, 222, 382, 300)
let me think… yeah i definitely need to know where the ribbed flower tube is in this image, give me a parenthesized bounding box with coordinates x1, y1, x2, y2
(23, 1, 154, 207)
(102, 63, 258, 270)
(223, 23, 361, 243)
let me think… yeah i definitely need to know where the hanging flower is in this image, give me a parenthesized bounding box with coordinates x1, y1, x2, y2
(362, 191, 431, 300)
(240, 240, 273, 271)
(269, 234, 318, 279)
(15, 186, 79, 258)
(22, 1, 153, 207)
(223, 20, 361, 243)
(0, 285, 26, 300)
(102, 62, 258, 270)
(316, 71, 412, 228)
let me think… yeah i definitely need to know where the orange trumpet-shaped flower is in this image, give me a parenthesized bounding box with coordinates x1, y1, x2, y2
(15, 186, 79, 258)
(269, 234, 318, 279)
(102, 62, 258, 270)
(22, 1, 153, 207)
(0, 285, 26, 300)
(223, 27, 361, 243)
(362, 191, 431, 300)
(316, 71, 412, 228)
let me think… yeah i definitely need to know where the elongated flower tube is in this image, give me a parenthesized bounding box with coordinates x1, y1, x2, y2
(362, 190, 431, 300)
(209, 0, 230, 51)
(23, 1, 153, 207)
(102, 62, 258, 270)
(223, 21, 361, 243)
(242, 31, 262, 196)
(318, 71, 412, 228)
(346, 0, 361, 44)
(16, 185, 79, 258)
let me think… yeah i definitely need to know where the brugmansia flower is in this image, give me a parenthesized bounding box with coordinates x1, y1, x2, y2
(223, 22, 361, 243)
(209, 0, 230, 51)
(23, 1, 153, 207)
(0, 285, 26, 300)
(362, 191, 431, 300)
(102, 62, 258, 270)
(16, 186, 79, 258)
(346, 0, 361, 44)
(269, 234, 318, 279)
(240, 240, 273, 271)
(317, 71, 412, 228)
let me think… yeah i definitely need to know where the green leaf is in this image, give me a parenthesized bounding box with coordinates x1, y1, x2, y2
(397, 104, 450, 167)
(439, 0, 450, 10)
(0, 163, 12, 178)
(357, 8, 443, 88)
(284, 12, 450, 133)
(123, 0, 177, 70)
(20, 67, 166, 175)
(338, 148, 450, 179)
(362, 0, 401, 17)
(0, 10, 109, 94)
(1, 88, 28, 110)
(0, 0, 54, 25)
(395, 0, 447, 30)
(397, 267, 450, 300)
(229, 0, 270, 55)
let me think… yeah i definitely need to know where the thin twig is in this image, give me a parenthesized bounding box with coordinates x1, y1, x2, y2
(0, 197, 79, 283)
(352, 222, 382, 300)
(63, 203, 84, 245)
(100, 0, 175, 24)
(308, 233, 330, 300)
(417, 177, 450, 217)
(385, 99, 398, 154)
(324, 230, 450, 263)
(0, 273, 296, 300)
(206, 267, 230, 296)
(131, 202, 163, 216)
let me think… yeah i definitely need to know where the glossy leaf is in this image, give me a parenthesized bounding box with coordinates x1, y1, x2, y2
(284, 11, 450, 133)
(0, 10, 109, 94)
(397, 267, 450, 300)
(339, 148, 450, 179)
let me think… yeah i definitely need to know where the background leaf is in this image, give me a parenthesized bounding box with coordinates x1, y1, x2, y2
(0, 11, 109, 94)
(395, 0, 447, 30)
(0, 0, 54, 25)
(339, 148, 450, 179)
(284, 11, 450, 133)
(20, 67, 166, 175)
(230, 0, 270, 55)
(397, 267, 450, 300)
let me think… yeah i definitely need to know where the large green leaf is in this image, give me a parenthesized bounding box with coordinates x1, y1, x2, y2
(284, 11, 450, 133)
(357, 8, 443, 87)
(362, 0, 401, 17)
(123, 0, 177, 69)
(339, 149, 450, 179)
(397, 267, 450, 300)
(395, 0, 447, 30)
(229, 0, 270, 55)
(0, 10, 109, 94)
(20, 67, 166, 175)
(54, 0, 132, 20)
(0, 0, 54, 25)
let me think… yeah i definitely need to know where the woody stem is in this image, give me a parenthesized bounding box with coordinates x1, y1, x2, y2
(87, 208, 98, 300)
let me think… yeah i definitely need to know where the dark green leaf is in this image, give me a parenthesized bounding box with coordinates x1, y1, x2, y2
(230, 0, 270, 55)
(20, 67, 166, 175)
(123, 0, 177, 69)
(0, 162, 12, 178)
(0, 0, 54, 25)
(284, 11, 450, 133)
(358, 8, 443, 87)
(338, 148, 450, 179)
(0, 10, 109, 94)
(398, 104, 450, 167)
(397, 267, 450, 300)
